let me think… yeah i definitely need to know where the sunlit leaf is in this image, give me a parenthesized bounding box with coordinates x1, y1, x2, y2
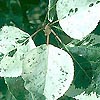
(0, 26, 35, 77)
(56, 0, 100, 40)
(22, 44, 74, 100)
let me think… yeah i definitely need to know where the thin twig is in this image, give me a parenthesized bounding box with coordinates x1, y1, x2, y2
(50, 16, 66, 26)
(30, 27, 44, 38)
(42, 12, 48, 26)
(52, 25, 63, 32)
(51, 29, 62, 43)
(46, 34, 49, 45)
(22, 27, 44, 45)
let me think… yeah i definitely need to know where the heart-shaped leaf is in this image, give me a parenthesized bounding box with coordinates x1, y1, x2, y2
(56, 0, 100, 40)
(22, 44, 74, 100)
(0, 26, 35, 77)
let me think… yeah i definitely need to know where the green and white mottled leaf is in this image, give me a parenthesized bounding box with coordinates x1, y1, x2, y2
(56, 0, 100, 40)
(0, 26, 35, 77)
(22, 44, 74, 100)
(74, 92, 100, 100)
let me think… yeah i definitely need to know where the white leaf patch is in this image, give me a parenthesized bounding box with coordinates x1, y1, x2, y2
(0, 26, 35, 77)
(56, 0, 100, 40)
(22, 44, 74, 100)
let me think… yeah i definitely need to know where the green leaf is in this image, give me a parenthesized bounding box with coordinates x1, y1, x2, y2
(58, 94, 76, 100)
(72, 54, 93, 89)
(68, 46, 100, 62)
(0, 26, 35, 77)
(56, 0, 100, 40)
(0, 52, 4, 61)
(74, 92, 100, 100)
(64, 84, 84, 98)
(82, 34, 100, 47)
(85, 61, 100, 96)
(22, 44, 74, 100)
(8, 49, 17, 57)
(67, 45, 100, 95)
(5, 77, 32, 100)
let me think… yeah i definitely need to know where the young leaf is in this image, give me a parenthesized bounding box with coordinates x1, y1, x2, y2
(0, 26, 35, 77)
(22, 44, 74, 100)
(56, 0, 100, 40)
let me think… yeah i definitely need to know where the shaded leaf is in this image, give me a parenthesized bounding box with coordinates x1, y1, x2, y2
(67, 45, 100, 96)
(5, 77, 32, 100)
(72, 54, 93, 89)
(58, 94, 76, 100)
(74, 92, 100, 100)
(82, 34, 100, 47)
(64, 84, 84, 98)
(68, 46, 100, 61)
(85, 61, 100, 96)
